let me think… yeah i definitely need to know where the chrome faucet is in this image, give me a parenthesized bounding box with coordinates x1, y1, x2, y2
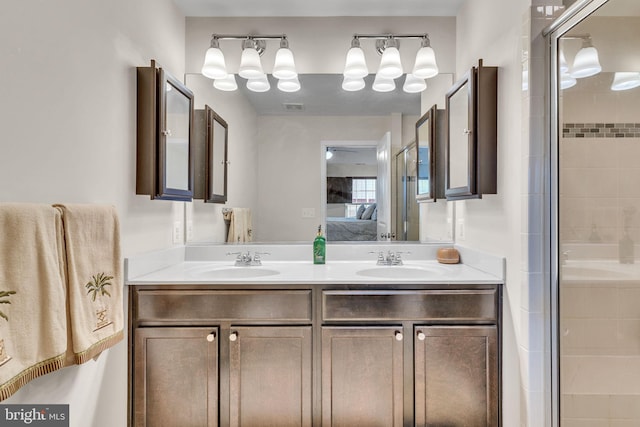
(370, 250, 408, 266)
(227, 251, 269, 266)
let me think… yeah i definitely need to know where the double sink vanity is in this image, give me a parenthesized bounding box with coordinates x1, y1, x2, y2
(126, 243, 504, 426)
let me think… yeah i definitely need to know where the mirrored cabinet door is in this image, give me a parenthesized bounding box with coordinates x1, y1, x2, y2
(416, 105, 436, 203)
(445, 69, 475, 199)
(137, 60, 194, 201)
(194, 105, 228, 203)
(444, 59, 497, 201)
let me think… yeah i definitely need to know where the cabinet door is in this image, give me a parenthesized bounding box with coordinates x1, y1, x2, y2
(414, 326, 498, 427)
(322, 327, 404, 427)
(134, 327, 218, 427)
(229, 326, 312, 427)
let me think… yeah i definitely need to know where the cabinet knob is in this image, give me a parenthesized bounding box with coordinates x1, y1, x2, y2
(229, 331, 238, 342)
(417, 331, 426, 341)
(463, 129, 472, 135)
(162, 129, 172, 137)
(394, 331, 403, 341)
(206, 332, 216, 342)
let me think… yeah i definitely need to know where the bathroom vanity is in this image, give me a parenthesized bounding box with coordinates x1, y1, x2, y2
(126, 244, 503, 426)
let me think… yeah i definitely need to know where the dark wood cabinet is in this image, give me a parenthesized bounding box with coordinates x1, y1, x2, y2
(321, 327, 404, 427)
(414, 326, 499, 427)
(229, 326, 312, 427)
(133, 327, 219, 427)
(129, 284, 501, 426)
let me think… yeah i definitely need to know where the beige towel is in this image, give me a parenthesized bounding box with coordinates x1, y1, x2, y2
(0, 204, 68, 400)
(54, 204, 123, 364)
(227, 208, 252, 243)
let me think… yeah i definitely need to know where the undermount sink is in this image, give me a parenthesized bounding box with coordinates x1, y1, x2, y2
(192, 267, 280, 279)
(356, 265, 447, 279)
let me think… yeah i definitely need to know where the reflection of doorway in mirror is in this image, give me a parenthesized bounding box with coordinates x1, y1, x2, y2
(321, 140, 384, 242)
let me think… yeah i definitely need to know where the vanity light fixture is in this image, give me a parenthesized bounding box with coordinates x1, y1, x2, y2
(570, 36, 601, 79)
(201, 34, 299, 93)
(342, 33, 438, 93)
(611, 72, 640, 91)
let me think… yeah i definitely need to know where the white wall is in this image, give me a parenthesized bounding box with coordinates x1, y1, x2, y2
(452, 0, 532, 426)
(0, 0, 186, 425)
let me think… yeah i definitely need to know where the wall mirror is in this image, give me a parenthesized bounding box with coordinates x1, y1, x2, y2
(137, 60, 194, 201)
(185, 73, 454, 243)
(415, 105, 437, 202)
(445, 68, 475, 199)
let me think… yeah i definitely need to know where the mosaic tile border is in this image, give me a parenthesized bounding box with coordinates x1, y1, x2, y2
(563, 123, 640, 138)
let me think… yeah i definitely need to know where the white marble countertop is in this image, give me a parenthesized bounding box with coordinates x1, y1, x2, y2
(125, 243, 505, 286)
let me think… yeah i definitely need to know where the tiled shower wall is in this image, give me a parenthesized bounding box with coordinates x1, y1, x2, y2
(559, 73, 640, 248)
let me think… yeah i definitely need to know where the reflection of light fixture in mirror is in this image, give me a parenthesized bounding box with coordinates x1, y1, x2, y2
(343, 37, 368, 78)
(239, 38, 265, 79)
(372, 74, 395, 92)
(277, 76, 301, 92)
(273, 36, 297, 80)
(570, 37, 601, 78)
(611, 72, 640, 91)
(213, 74, 238, 91)
(201, 36, 227, 79)
(559, 49, 569, 74)
(377, 37, 403, 79)
(403, 74, 427, 93)
(560, 72, 576, 90)
(326, 149, 333, 160)
(342, 76, 365, 91)
(246, 75, 270, 92)
(412, 35, 438, 78)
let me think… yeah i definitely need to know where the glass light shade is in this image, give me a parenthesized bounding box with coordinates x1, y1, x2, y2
(201, 47, 227, 79)
(273, 47, 297, 80)
(343, 47, 368, 78)
(570, 46, 601, 78)
(611, 72, 640, 91)
(246, 75, 270, 92)
(341, 76, 366, 92)
(560, 73, 576, 90)
(412, 46, 439, 79)
(239, 48, 264, 79)
(559, 49, 569, 74)
(326, 150, 333, 160)
(377, 46, 403, 79)
(277, 76, 301, 92)
(213, 74, 238, 91)
(372, 74, 395, 92)
(403, 74, 427, 93)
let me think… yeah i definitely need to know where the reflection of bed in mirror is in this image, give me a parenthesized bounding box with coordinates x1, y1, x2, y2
(326, 203, 377, 241)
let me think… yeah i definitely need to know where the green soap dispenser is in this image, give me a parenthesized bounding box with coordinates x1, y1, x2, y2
(313, 225, 326, 264)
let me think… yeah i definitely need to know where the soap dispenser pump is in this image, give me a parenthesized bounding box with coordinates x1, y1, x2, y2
(313, 225, 326, 265)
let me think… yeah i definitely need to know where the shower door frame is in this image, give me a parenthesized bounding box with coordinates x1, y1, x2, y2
(545, 0, 612, 426)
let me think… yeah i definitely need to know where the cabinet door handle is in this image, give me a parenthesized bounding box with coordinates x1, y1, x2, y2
(417, 331, 426, 341)
(394, 331, 403, 341)
(206, 332, 216, 342)
(229, 331, 238, 342)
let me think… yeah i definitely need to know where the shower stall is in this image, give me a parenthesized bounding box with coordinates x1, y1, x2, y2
(551, 0, 640, 424)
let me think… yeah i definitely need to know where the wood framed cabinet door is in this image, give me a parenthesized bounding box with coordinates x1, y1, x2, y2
(228, 326, 312, 427)
(414, 326, 499, 427)
(134, 327, 219, 427)
(321, 326, 404, 427)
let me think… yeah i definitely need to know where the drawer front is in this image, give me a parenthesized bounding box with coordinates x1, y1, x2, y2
(322, 289, 497, 322)
(137, 290, 312, 323)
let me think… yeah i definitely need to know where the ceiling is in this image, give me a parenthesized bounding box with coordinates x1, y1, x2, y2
(172, 0, 465, 17)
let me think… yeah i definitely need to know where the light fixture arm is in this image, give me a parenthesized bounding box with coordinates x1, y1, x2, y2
(353, 33, 430, 55)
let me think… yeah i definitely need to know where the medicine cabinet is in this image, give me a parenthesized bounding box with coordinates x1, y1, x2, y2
(194, 105, 228, 203)
(445, 59, 497, 200)
(416, 105, 446, 202)
(136, 60, 194, 201)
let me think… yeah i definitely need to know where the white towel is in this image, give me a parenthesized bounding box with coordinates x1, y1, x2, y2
(227, 208, 252, 243)
(54, 204, 123, 364)
(0, 204, 68, 400)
